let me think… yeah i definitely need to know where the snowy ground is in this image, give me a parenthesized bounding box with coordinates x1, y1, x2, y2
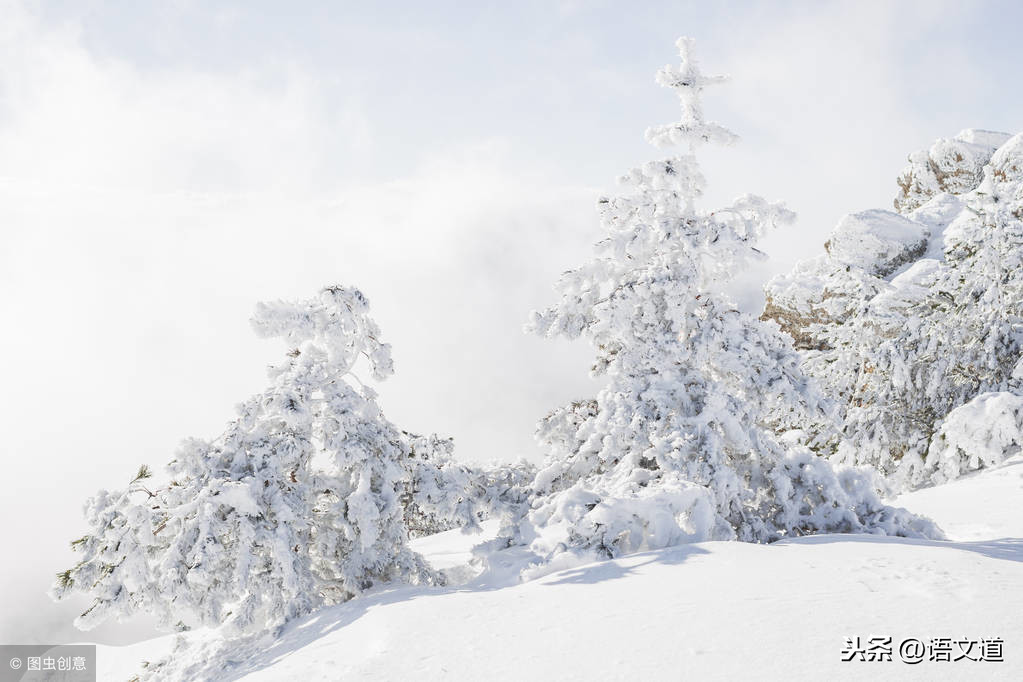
(97, 456, 1023, 681)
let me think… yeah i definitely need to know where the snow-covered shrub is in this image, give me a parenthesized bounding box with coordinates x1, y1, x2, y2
(532, 400, 599, 496)
(402, 433, 475, 538)
(52, 286, 485, 635)
(527, 474, 726, 558)
(521, 38, 940, 564)
(915, 391, 1023, 486)
(403, 432, 536, 538)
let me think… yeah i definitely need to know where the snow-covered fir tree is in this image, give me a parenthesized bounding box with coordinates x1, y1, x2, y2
(52, 285, 501, 635)
(520, 38, 939, 563)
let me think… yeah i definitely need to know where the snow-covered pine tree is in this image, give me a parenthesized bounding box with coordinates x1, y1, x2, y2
(523, 37, 940, 562)
(52, 285, 490, 635)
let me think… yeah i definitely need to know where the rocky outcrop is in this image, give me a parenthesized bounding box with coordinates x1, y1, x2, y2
(985, 133, 1023, 218)
(894, 129, 1011, 213)
(762, 210, 927, 350)
(764, 129, 1013, 351)
(762, 256, 882, 350)
(823, 209, 929, 278)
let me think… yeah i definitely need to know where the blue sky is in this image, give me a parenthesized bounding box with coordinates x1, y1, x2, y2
(2, 0, 1022, 645)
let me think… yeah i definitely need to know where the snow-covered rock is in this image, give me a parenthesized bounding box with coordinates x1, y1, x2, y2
(823, 209, 929, 278)
(894, 128, 1012, 213)
(906, 193, 964, 259)
(761, 209, 931, 350)
(868, 258, 945, 316)
(761, 203, 954, 351)
(762, 256, 880, 350)
(984, 132, 1023, 215)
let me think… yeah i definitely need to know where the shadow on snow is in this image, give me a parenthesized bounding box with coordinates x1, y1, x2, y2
(154, 531, 1019, 679)
(778, 533, 1023, 563)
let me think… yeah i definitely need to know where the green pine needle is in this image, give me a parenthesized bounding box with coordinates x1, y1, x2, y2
(56, 569, 74, 590)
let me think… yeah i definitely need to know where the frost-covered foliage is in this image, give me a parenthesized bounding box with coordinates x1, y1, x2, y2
(920, 391, 1023, 486)
(850, 137, 1022, 488)
(521, 38, 939, 564)
(402, 432, 535, 538)
(532, 399, 599, 496)
(402, 434, 474, 538)
(765, 131, 1023, 490)
(52, 286, 489, 635)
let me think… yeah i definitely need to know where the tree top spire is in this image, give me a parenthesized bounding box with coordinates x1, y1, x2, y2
(645, 36, 738, 150)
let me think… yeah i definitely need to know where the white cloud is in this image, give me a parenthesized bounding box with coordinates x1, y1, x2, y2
(0, 5, 603, 645)
(0, 2, 369, 196)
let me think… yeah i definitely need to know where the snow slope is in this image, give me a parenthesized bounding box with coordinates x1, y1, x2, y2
(97, 456, 1023, 681)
